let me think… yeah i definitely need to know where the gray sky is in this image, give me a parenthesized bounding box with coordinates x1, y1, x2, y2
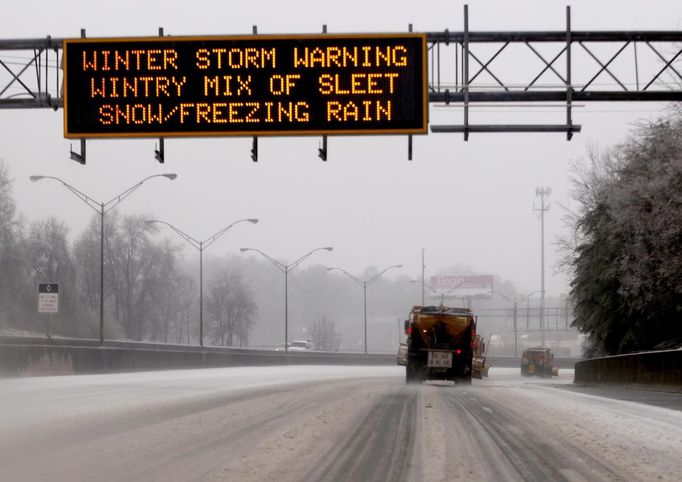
(1, 0, 680, 297)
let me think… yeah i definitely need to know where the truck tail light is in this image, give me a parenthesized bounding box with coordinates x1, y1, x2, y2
(407, 325, 413, 335)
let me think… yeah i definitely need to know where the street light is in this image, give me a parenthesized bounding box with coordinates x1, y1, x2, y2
(524, 290, 543, 333)
(535, 186, 551, 347)
(30, 173, 177, 345)
(411, 279, 465, 305)
(240, 246, 333, 351)
(490, 290, 524, 357)
(327, 264, 402, 354)
(146, 218, 258, 347)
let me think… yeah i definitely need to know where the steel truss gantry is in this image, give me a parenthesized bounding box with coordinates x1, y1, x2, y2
(0, 36, 62, 110)
(425, 6, 682, 139)
(1, 5, 681, 154)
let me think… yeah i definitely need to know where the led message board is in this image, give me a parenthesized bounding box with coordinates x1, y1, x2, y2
(63, 34, 427, 138)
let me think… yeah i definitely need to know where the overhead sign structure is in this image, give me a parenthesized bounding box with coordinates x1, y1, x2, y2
(63, 34, 427, 138)
(38, 283, 59, 313)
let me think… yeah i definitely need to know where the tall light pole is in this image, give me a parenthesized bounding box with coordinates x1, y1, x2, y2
(30, 173, 177, 345)
(534, 187, 551, 347)
(524, 290, 543, 333)
(421, 248, 426, 306)
(490, 290, 524, 357)
(327, 264, 402, 354)
(146, 218, 258, 347)
(240, 246, 333, 351)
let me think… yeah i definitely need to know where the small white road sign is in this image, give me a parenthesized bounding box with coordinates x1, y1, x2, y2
(38, 283, 59, 313)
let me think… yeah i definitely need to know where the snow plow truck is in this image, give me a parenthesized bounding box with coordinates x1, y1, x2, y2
(520, 347, 558, 377)
(404, 305, 477, 384)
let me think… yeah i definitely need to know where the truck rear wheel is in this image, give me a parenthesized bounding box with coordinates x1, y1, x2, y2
(454, 373, 472, 385)
(406, 359, 422, 384)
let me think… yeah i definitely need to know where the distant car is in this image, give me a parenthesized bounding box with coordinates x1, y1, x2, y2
(275, 340, 313, 352)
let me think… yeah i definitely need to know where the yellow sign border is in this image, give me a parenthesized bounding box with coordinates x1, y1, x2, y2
(63, 33, 428, 139)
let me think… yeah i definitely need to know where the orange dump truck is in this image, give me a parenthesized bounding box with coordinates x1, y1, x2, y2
(521, 347, 558, 377)
(404, 305, 477, 384)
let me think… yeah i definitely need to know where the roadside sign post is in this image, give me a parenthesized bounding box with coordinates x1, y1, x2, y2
(38, 283, 59, 337)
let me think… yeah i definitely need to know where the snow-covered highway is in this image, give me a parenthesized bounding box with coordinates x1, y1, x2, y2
(1, 366, 680, 481)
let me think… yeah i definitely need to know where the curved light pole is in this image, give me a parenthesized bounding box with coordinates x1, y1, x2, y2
(327, 264, 402, 354)
(146, 218, 258, 347)
(490, 290, 523, 357)
(411, 279, 465, 305)
(30, 173, 177, 345)
(535, 187, 551, 347)
(523, 290, 543, 334)
(240, 246, 333, 351)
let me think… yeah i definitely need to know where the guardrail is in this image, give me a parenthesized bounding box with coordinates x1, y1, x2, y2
(574, 349, 682, 392)
(0, 336, 395, 377)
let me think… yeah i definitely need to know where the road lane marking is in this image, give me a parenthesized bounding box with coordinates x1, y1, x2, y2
(481, 406, 493, 413)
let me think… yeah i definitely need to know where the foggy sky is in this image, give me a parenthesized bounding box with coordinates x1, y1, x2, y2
(1, 0, 680, 298)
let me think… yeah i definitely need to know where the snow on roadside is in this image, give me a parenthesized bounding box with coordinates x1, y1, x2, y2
(491, 370, 682, 481)
(0, 365, 403, 432)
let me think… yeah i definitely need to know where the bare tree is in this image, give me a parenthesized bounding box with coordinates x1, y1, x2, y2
(0, 161, 29, 330)
(103, 214, 178, 340)
(25, 217, 85, 336)
(310, 317, 341, 351)
(145, 257, 189, 343)
(73, 215, 102, 316)
(206, 267, 257, 346)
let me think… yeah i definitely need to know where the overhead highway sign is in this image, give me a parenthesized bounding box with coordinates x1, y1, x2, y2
(63, 34, 428, 138)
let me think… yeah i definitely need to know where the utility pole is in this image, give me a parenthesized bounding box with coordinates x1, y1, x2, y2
(421, 248, 425, 306)
(513, 300, 518, 357)
(534, 187, 551, 347)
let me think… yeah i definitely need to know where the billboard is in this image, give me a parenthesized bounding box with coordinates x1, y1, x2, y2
(63, 34, 427, 138)
(429, 275, 493, 297)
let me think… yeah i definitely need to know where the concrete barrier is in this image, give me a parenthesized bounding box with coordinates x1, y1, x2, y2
(0, 336, 395, 377)
(574, 349, 682, 392)
(1, 336, 586, 378)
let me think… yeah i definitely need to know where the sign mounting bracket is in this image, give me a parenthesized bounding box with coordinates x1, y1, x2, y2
(318, 24, 328, 162)
(251, 25, 259, 162)
(69, 28, 87, 164)
(155, 27, 166, 162)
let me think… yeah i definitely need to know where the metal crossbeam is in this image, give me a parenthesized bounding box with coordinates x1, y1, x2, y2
(0, 37, 62, 109)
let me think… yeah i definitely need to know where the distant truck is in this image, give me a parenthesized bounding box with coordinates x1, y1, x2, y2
(520, 347, 558, 377)
(404, 305, 477, 384)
